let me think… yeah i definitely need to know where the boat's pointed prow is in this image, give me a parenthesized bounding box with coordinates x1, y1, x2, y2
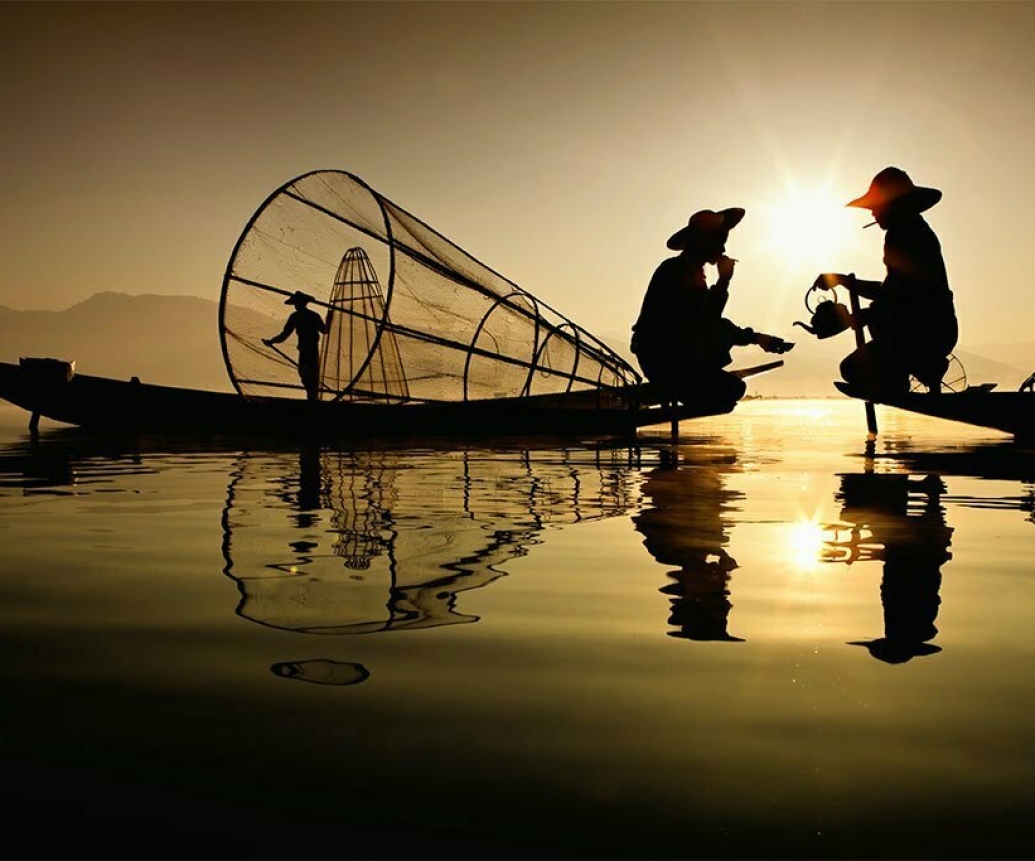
(833, 381, 856, 397)
(731, 359, 784, 380)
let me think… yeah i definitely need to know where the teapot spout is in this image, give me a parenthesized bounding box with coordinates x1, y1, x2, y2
(793, 321, 816, 336)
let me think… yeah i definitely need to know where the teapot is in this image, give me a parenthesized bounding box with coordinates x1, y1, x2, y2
(793, 285, 852, 339)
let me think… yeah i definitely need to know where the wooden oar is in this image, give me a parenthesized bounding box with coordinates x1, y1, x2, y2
(848, 289, 878, 439)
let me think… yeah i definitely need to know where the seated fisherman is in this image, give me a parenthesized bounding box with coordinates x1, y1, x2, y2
(631, 207, 793, 407)
(813, 167, 958, 396)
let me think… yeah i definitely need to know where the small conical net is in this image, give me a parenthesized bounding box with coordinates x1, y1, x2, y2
(320, 247, 409, 403)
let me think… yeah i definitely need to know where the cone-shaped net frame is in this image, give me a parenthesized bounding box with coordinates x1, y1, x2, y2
(219, 170, 639, 403)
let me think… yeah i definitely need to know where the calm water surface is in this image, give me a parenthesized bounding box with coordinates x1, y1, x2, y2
(2, 400, 1034, 859)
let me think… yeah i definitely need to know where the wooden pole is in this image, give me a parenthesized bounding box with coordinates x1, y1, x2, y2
(848, 290, 878, 439)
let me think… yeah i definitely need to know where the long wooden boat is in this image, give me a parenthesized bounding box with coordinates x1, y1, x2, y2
(2, 169, 793, 440)
(834, 381, 1035, 442)
(0, 357, 783, 439)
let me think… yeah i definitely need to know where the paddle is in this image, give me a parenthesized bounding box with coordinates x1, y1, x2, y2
(848, 289, 878, 440)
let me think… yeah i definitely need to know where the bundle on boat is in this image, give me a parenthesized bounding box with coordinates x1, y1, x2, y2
(220, 170, 637, 408)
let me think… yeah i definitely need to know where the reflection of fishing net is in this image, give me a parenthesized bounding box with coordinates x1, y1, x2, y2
(323, 452, 397, 571)
(220, 447, 637, 634)
(270, 659, 370, 686)
(220, 170, 637, 403)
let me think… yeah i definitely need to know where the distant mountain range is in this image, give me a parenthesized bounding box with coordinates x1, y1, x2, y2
(1, 293, 1031, 398)
(0, 292, 233, 392)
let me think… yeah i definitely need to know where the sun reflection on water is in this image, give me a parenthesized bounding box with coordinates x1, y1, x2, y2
(786, 516, 826, 571)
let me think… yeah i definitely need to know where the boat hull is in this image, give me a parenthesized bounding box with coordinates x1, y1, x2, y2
(834, 382, 1035, 441)
(0, 359, 769, 439)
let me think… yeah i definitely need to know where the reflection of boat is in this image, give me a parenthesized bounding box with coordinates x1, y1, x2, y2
(834, 380, 1035, 442)
(0, 170, 784, 437)
(0, 429, 642, 681)
(220, 444, 638, 635)
(872, 442, 1035, 523)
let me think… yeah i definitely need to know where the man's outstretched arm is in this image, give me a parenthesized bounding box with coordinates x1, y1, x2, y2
(263, 317, 296, 347)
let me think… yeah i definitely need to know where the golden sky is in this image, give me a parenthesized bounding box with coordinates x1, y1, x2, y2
(2, 0, 1034, 351)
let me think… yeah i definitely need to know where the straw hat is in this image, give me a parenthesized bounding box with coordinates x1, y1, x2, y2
(284, 291, 316, 307)
(847, 167, 942, 213)
(667, 207, 745, 251)
(847, 638, 942, 664)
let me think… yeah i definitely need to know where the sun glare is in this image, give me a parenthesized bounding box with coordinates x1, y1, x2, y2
(761, 185, 857, 271)
(786, 517, 826, 572)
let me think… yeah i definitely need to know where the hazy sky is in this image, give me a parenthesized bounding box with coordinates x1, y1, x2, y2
(3, 0, 1035, 350)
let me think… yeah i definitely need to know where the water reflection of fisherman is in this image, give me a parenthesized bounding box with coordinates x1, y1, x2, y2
(296, 444, 323, 529)
(264, 445, 325, 531)
(830, 471, 953, 663)
(262, 291, 328, 402)
(633, 450, 744, 642)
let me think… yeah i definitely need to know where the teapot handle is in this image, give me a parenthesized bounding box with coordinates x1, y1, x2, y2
(804, 282, 841, 315)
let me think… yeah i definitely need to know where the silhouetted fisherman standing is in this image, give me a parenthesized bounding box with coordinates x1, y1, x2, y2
(631, 207, 792, 410)
(263, 291, 328, 402)
(814, 167, 959, 396)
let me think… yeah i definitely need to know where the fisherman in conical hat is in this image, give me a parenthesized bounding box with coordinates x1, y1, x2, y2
(813, 167, 959, 395)
(263, 291, 328, 402)
(631, 207, 793, 409)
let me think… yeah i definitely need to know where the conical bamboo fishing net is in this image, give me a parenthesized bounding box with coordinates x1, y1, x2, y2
(320, 247, 409, 402)
(219, 170, 638, 404)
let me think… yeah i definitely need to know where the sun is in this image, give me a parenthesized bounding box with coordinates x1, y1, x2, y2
(759, 183, 858, 272)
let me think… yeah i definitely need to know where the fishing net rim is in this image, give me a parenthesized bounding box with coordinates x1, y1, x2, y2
(218, 169, 641, 402)
(218, 169, 398, 398)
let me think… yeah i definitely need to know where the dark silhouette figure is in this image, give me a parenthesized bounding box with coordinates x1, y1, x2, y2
(826, 470, 953, 664)
(814, 167, 959, 396)
(631, 207, 793, 410)
(633, 448, 745, 642)
(263, 291, 328, 401)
